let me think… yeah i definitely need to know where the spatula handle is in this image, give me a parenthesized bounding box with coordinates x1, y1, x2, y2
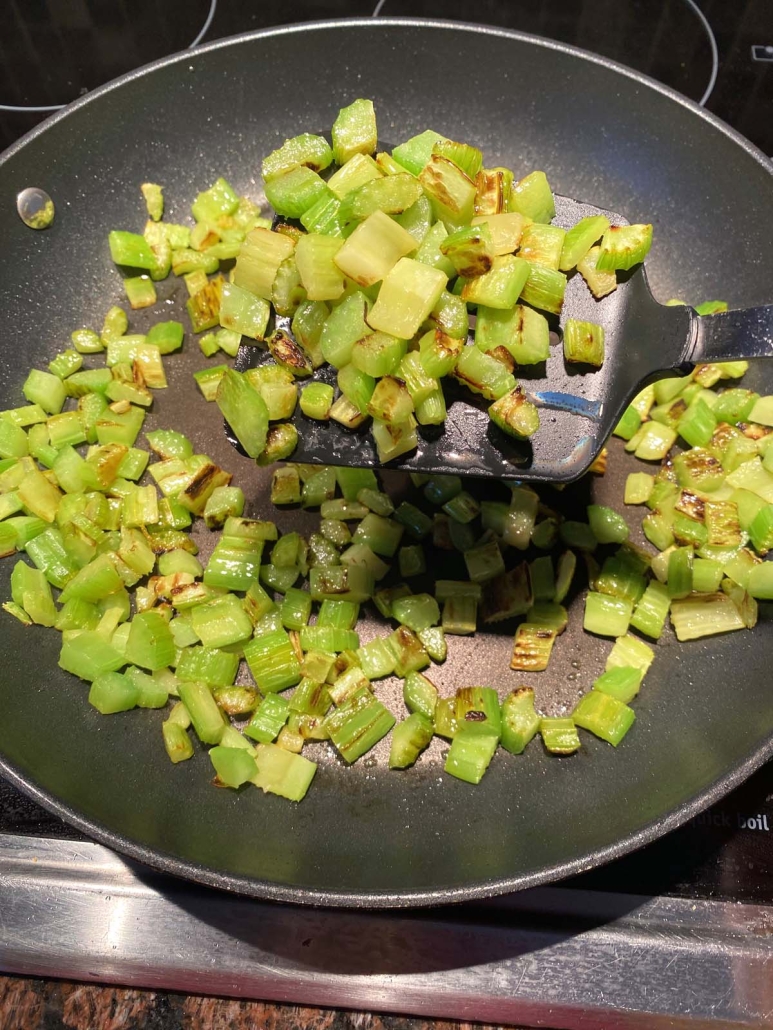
(684, 304, 773, 365)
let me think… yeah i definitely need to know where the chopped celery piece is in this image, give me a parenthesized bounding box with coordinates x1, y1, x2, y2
(509, 171, 555, 223)
(573, 691, 635, 746)
(584, 592, 633, 637)
(476, 303, 549, 365)
(501, 687, 541, 755)
(332, 98, 377, 164)
(593, 666, 642, 704)
(540, 717, 580, 755)
(325, 690, 395, 764)
(336, 210, 417, 288)
(510, 623, 556, 671)
(587, 504, 629, 544)
(489, 386, 540, 439)
(58, 630, 124, 681)
(390, 713, 434, 769)
(263, 133, 333, 181)
(210, 746, 258, 788)
(630, 579, 671, 639)
(563, 319, 605, 367)
(89, 672, 139, 715)
(265, 167, 328, 219)
(245, 693, 290, 744)
(670, 592, 745, 641)
(251, 743, 317, 801)
(464, 539, 505, 583)
(606, 634, 654, 678)
(162, 721, 194, 763)
(218, 282, 270, 341)
(295, 234, 345, 301)
(215, 369, 269, 459)
(367, 257, 447, 339)
(559, 214, 610, 270)
(244, 629, 301, 693)
(299, 382, 334, 420)
(596, 224, 653, 271)
(454, 347, 515, 401)
(445, 727, 498, 784)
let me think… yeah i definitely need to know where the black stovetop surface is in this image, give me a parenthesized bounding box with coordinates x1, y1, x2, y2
(1, 0, 772, 156)
(1, 0, 772, 908)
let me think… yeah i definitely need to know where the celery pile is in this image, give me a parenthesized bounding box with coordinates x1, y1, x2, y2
(103, 99, 654, 466)
(1, 112, 772, 804)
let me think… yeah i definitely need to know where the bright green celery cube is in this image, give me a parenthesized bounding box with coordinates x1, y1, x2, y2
(367, 258, 447, 339)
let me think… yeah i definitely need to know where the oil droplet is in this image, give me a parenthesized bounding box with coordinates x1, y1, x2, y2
(17, 187, 55, 229)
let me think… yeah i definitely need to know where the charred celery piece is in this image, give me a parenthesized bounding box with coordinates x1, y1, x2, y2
(500, 687, 540, 755)
(326, 690, 395, 765)
(352, 332, 406, 378)
(461, 255, 530, 309)
(453, 347, 515, 401)
(471, 212, 527, 254)
(370, 416, 418, 462)
(419, 329, 463, 378)
(563, 319, 605, 367)
(386, 626, 429, 676)
(439, 223, 494, 277)
(510, 624, 556, 671)
(596, 224, 653, 271)
(476, 304, 549, 365)
(479, 564, 532, 623)
(489, 387, 540, 440)
(308, 564, 374, 604)
(419, 155, 476, 228)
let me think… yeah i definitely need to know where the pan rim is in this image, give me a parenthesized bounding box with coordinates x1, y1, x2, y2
(0, 17, 772, 908)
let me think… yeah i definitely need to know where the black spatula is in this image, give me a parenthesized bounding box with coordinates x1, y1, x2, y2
(226, 195, 773, 482)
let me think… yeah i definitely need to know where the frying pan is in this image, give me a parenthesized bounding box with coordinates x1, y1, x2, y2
(1, 19, 772, 908)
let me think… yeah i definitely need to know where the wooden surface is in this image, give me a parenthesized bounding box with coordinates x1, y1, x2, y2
(0, 977, 529, 1030)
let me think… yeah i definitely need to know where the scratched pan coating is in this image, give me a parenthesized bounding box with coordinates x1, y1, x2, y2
(0, 20, 772, 908)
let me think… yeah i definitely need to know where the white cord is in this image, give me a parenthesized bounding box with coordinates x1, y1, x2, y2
(682, 0, 719, 107)
(371, 0, 388, 16)
(0, 0, 218, 113)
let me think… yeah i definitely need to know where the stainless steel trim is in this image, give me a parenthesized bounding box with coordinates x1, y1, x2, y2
(1, 834, 772, 1028)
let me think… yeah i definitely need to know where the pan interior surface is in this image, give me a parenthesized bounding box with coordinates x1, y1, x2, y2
(0, 20, 772, 906)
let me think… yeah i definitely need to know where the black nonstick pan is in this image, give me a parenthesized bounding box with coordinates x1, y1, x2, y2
(0, 19, 772, 908)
